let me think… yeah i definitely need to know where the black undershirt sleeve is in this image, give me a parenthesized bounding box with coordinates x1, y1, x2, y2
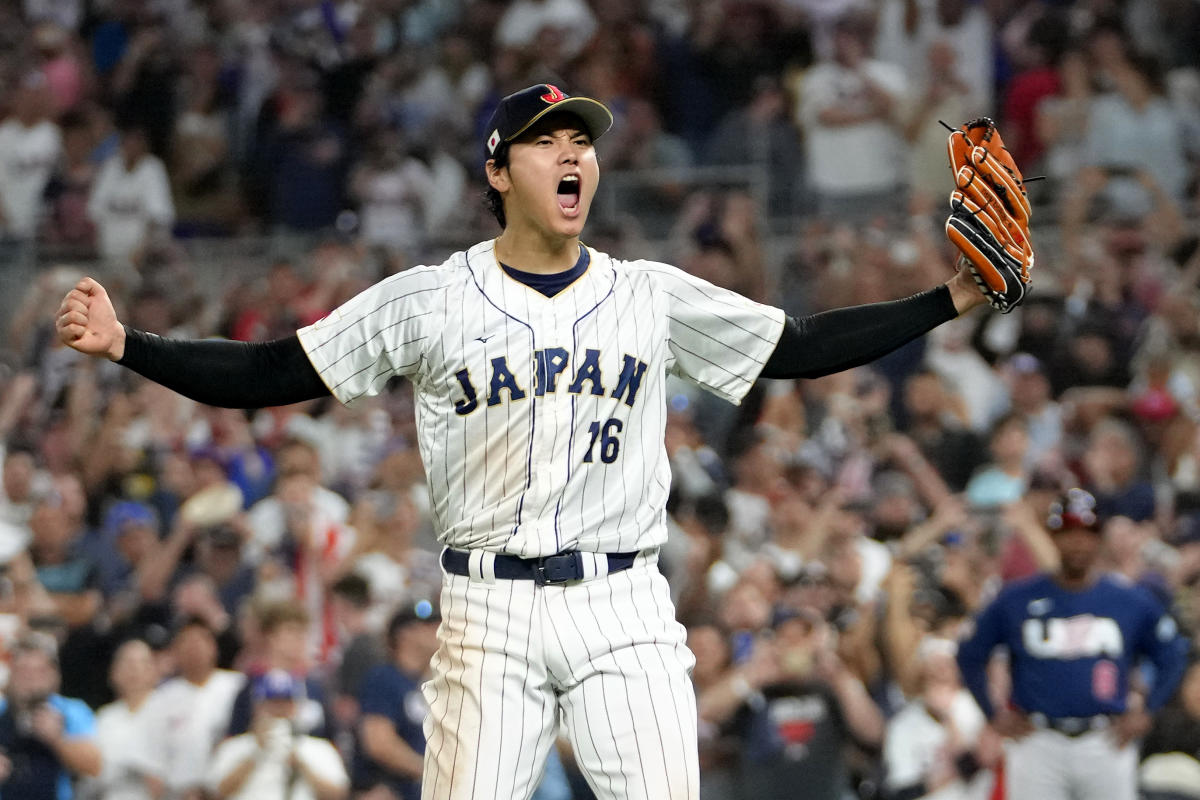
(760, 285, 958, 380)
(117, 326, 332, 408)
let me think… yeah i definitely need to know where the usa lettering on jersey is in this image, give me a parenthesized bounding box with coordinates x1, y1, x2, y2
(1022, 613, 1124, 659)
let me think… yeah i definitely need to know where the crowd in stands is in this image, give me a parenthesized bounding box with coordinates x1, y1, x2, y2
(2, 0, 1200, 799)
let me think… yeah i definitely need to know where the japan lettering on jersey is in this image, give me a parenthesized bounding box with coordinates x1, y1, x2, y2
(296, 240, 785, 557)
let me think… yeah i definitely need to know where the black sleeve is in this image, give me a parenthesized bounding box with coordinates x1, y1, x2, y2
(760, 286, 958, 380)
(117, 327, 332, 408)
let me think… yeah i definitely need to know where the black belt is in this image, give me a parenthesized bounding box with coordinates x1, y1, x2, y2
(1030, 713, 1113, 737)
(441, 548, 640, 585)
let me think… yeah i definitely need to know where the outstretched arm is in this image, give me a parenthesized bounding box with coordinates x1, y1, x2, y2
(56, 277, 330, 408)
(761, 269, 985, 380)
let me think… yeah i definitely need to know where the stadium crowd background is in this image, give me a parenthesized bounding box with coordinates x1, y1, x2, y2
(1, 0, 1200, 798)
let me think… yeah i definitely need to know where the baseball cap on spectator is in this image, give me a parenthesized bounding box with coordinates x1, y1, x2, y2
(483, 84, 613, 157)
(769, 605, 822, 631)
(104, 501, 158, 537)
(254, 668, 301, 702)
(1130, 388, 1180, 423)
(1008, 352, 1043, 376)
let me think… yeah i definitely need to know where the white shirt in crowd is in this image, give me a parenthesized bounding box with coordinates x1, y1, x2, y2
(0, 119, 62, 238)
(139, 669, 245, 795)
(85, 699, 157, 800)
(494, 0, 597, 60)
(208, 731, 349, 800)
(883, 689, 990, 800)
(798, 59, 908, 195)
(87, 153, 174, 265)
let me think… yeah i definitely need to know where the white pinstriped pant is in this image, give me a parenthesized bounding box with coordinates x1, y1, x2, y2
(420, 551, 700, 800)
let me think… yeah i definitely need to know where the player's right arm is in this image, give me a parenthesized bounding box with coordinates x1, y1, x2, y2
(56, 277, 331, 408)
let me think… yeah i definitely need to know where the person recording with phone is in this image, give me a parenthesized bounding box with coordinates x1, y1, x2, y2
(208, 669, 348, 800)
(0, 633, 102, 800)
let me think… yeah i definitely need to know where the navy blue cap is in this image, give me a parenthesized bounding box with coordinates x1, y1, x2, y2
(484, 84, 613, 156)
(254, 668, 301, 702)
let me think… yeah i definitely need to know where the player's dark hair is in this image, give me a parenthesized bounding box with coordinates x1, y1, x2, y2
(485, 141, 510, 229)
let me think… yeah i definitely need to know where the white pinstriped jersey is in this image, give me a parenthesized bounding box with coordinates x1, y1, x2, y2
(297, 239, 785, 557)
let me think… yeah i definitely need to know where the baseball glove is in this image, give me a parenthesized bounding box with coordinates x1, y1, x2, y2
(944, 117, 1034, 313)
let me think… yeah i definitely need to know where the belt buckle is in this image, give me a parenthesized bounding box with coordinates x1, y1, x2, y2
(534, 552, 581, 585)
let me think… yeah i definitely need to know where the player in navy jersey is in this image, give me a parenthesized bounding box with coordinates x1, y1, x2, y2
(956, 488, 1188, 800)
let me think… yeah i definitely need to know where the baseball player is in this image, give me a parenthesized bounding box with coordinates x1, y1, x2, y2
(956, 488, 1189, 800)
(58, 84, 997, 800)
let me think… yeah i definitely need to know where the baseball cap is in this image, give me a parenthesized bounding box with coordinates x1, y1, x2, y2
(1046, 487, 1101, 533)
(104, 501, 158, 536)
(484, 84, 613, 156)
(253, 669, 301, 702)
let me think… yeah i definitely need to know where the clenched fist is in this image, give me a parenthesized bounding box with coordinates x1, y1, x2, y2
(55, 277, 126, 360)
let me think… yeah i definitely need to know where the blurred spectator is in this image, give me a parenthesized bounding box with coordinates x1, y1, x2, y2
(798, 12, 908, 221)
(1036, 48, 1096, 194)
(140, 617, 245, 800)
(882, 638, 993, 800)
(1141, 658, 1200, 800)
(494, 0, 597, 62)
(902, 39, 975, 206)
(328, 572, 385, 741)
(87, 638, 160, 800)
(253, 71, 350, 233)
(704, 76, 800, 217)
(1070, 52, 1189, 223)
(690, 620, 739, 800)
(1001, 353, 1063, 471)
(0, 633, 102, 799)
(701, 607, 884, 800)
(0, 71, 62, 241)
(350, 131, 435, 260)
(1080, 417, 1157, 522)
(108, 9, 180, 160)
(244, 438, 354, 661)
(964, 413, 1032, 510)
(353, 604, 440, 800)
(899, 369, 986, 492)
(208, 669, 349, 800)
(1, 444, 50, 549)
(42, 110, 99, 250)
(31, 20, 84, 115)
(87, 118, 175, 269)
(1000, 10, 1069, 171)
(29, 491, 101, 632)
(228, 601, 331, 740)
(170, 41, 239, 235)
(874, 0, 992, 112)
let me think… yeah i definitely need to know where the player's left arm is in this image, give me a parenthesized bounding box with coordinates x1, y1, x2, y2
(1112, 594, 1189, 746)
(1134, 596, 1189, 714)
(760, 270, 984, 380)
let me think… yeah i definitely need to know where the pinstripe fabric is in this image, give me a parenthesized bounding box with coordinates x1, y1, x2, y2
(295, 238, 782, 799)
(296, 241, 785, 558)
(423, 555, 698, 800)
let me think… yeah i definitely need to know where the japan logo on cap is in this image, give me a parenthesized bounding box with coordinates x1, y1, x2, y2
(487, 129, 501, 154)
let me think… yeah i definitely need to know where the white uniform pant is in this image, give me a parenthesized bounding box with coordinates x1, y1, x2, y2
(1004, 727, 1138, 800)
(420, 553, 699, 800)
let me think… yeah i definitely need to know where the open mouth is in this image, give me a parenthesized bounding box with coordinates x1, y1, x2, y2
(557, 175, 581, 214)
